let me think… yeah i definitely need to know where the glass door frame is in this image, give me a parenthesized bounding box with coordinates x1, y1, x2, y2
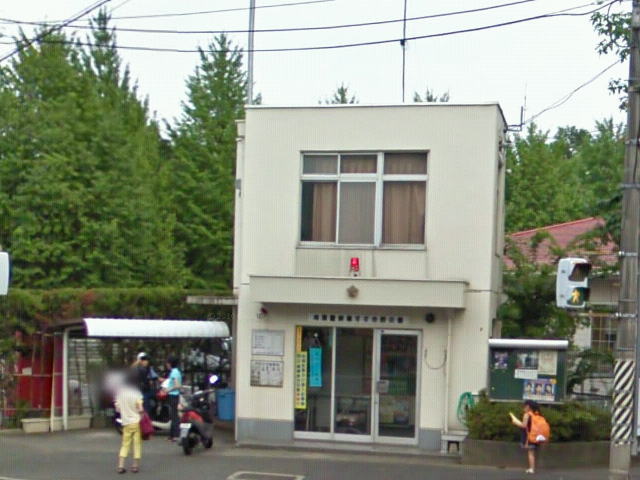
(293, 326, 421, 445)
(373, 329, 421, 446)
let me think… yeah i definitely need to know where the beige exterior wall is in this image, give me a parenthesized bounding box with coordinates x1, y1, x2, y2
(233, 104, 507, 446)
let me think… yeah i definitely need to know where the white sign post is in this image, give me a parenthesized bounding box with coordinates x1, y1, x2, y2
(0, 252, 9, 295)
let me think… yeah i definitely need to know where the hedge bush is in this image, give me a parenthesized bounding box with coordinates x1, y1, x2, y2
(0, 288, 232, 357)
(0, 288, 230, 327)
(466, 394, 610, 442)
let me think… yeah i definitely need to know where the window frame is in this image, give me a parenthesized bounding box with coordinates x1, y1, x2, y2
(299, 151, 428, 248)
(590, 314, 616, 376)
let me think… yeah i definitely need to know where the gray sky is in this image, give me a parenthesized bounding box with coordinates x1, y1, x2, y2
(0, 0, 629, 134)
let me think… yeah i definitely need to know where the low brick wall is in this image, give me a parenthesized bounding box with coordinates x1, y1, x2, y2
(462, 439, 609, 469)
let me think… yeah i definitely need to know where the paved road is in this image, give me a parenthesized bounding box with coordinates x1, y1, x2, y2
(0, 429, 639, 480)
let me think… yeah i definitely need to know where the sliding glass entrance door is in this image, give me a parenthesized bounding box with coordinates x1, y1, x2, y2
(294, 326, 419, 445)
(374, 330, 419, 444)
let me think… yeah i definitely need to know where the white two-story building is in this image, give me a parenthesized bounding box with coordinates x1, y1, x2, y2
(232, 103, 507, 451)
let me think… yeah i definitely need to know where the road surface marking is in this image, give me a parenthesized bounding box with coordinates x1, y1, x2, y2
(227, 472, 305, 480)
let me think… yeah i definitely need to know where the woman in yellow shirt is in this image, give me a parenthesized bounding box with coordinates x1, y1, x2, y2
(115, 373, 144, 474)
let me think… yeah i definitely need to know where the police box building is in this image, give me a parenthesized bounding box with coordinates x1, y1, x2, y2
(231, 103, 507, 451)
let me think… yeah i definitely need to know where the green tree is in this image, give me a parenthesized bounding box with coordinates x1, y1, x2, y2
(413, 87, 450, 102)
(499, 233, 586, 339)
(169, 34, 247, 289)
(505, 124, 584, 232)
(0, 31, 95, 287)
(0, 14, 186, 287)
(589, 9, 628, 244)
(77, 12, 187, 286)
(591, 8, 630, 109)
(573, 120, 624, 243)
(323, 83, 358, 104)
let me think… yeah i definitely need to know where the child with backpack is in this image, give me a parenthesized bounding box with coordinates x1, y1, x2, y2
(509, 400, 551, 474)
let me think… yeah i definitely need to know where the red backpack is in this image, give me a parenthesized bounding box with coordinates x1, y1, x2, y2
(528, 412, 551, 444)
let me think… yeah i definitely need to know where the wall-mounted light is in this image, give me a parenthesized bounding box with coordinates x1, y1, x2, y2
(350, 257, 360, 277)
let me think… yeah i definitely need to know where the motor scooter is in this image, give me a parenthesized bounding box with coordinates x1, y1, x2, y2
(179, 375, 219, 455)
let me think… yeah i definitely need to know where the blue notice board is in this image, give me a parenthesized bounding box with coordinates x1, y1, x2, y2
(309, 347, 322, 387)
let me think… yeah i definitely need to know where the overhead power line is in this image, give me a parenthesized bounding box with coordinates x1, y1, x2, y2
(0, 1, 615, 55)
(0, 0, 545, 35)
(525, 59, 622, 124)
(0, 0, 112, 63)
(110, 0, 135, 15)
(21, 0, 335, 24)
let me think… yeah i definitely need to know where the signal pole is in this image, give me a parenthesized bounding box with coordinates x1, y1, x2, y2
(610, 1, 640, 478)
(247, 0, 256, 105)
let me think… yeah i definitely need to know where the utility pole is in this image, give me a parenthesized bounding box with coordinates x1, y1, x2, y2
(610, 1, 640, 479)
(401, 0, 408, 102)
(247, 0, 256, 105)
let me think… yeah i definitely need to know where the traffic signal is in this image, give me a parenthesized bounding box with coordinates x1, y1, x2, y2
(556, 257, 591, 309)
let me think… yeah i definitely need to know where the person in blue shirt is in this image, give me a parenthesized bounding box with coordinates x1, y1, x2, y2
(160, 355, 182, 441)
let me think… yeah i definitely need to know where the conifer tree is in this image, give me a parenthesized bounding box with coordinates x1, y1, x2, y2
(169, 34, 247, 289)
(0, 14, 187, 287)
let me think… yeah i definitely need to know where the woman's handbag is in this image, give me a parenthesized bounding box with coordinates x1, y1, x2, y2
(140, 412, 154, 440)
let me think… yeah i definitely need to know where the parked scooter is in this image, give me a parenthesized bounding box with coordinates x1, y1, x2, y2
(179, 375, 220, 455)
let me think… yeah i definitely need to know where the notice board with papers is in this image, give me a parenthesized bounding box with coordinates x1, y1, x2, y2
(488, 339, 568, 403)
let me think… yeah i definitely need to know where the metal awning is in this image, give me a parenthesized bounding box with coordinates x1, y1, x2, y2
(488, 339, 569, 350)
(83, 318, 230, 338)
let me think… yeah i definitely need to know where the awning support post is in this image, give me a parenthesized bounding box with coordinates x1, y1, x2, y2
(62, 327, 69, 431)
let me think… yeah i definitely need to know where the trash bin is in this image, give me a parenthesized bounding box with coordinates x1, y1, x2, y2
(216, 388, 235, 421)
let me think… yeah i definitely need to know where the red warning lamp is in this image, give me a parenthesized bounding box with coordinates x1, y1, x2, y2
(350, 257, 360, 273)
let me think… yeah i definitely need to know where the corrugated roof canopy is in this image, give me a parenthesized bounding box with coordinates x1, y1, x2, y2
(83, 318, 229, 338)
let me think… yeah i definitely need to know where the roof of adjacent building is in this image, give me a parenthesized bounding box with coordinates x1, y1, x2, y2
(506, 217, 618, 268)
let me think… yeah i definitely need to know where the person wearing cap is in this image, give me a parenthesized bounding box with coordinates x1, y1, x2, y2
(133, 353, 158, 414)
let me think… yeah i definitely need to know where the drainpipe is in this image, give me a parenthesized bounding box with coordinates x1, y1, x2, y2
(62, 327, 70, 431)
(443, 312, 453, 436)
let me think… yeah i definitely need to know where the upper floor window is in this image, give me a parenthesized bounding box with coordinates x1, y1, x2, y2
(300, 152, 427, 246)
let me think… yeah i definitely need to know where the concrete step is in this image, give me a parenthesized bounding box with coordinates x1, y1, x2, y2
(236, 439, 461, 465)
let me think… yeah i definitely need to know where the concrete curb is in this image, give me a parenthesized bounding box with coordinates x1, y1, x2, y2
(235, 441, 461, 465)
(213, 419, 234, 432)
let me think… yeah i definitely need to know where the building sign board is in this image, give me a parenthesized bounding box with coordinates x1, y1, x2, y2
(250, 360, 284, 387)
(308, 347, 322, 387)
(294, 352, 307, 409)
(252, 329, 285, 356)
